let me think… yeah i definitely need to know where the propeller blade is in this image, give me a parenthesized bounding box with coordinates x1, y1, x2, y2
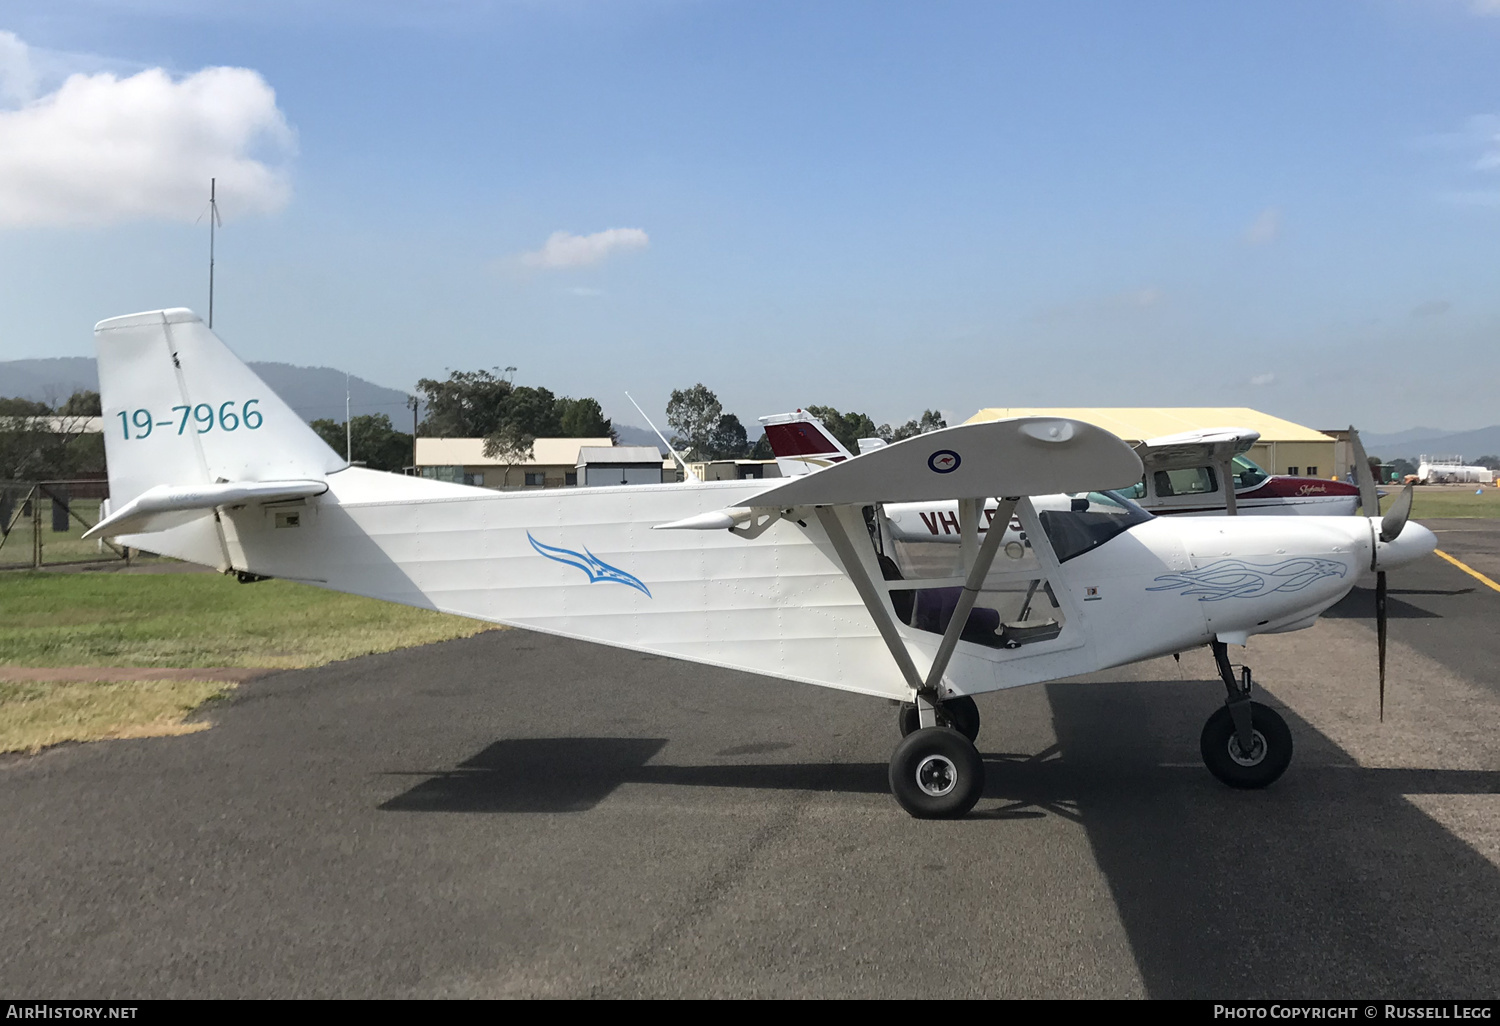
(1377, 570, 1387, 722)
(1380, 483, 1415, 543)
(1347, 426, 1381, 516)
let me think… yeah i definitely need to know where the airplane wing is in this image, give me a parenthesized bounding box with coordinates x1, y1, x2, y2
(1133, 427, 1259, 474)
(742, 416, 1141, 507)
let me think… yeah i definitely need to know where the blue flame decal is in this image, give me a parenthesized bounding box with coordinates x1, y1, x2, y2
(527, 533, 652, 597)
(1147, 557, 1347, 602)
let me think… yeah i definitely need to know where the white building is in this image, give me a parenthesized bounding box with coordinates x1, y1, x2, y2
(415, 436, 615, 489)
(576, 446, 670, 486)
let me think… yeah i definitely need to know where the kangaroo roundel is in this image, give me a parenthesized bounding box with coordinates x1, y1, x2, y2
(928, 450, 961, 474)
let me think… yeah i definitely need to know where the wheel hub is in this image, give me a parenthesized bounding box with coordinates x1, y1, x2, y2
(915, 754, 959, 797)
(1227, 729, 1267, 767)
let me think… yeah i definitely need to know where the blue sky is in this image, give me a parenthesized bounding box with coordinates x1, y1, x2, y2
(1, 0, 1497, 433)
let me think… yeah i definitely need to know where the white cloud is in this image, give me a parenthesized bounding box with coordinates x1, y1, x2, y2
(1476, 122, 1500, 171)
(521, 228, 649, 269)
(0, 32, 293, 228)
(0, 32, 38, 106)
(1471, 0, 1500, 15)
(562, 286, 605, 297)
(1250, 372, 1276, 386)
(1245, 207, 1280, 245)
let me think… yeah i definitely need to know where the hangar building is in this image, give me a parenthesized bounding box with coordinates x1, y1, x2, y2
(965, 407, 1338, 479)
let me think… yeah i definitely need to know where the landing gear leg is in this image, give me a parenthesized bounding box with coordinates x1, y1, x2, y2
(897, 694, 980, 743)
(1200, 640, 1293, 789)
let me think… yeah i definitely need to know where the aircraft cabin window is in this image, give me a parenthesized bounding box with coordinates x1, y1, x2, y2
(1231, 455, 1269, 490)
(1152, 466, 1218, 497)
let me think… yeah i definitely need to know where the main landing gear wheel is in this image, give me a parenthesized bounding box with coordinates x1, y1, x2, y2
(889, 726, 985, 819)
(1199, 701, 1293, 789)
(897, 695, 980, 743)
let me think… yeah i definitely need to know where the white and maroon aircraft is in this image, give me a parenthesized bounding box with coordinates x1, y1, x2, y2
(88, 310, 1432, 818)
(761, 411, 1361, 550)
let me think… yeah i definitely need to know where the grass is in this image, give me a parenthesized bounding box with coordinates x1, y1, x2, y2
(1381, 484, 1500, 519)
(1, 571, 493, 668)
(0, 678, 229, 754)
(0, 570, 495, 753)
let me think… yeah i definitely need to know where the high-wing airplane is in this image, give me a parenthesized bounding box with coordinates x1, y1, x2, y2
(87, 310, 1435, 818)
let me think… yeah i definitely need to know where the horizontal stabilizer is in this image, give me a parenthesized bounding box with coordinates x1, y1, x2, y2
(744, 417, 1142, 507)
(83, 480, 328, 539)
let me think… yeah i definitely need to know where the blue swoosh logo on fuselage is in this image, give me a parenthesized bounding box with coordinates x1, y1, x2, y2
(527, 532, 652, 597)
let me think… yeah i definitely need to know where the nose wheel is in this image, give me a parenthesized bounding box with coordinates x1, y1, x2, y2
(1200, 702, 1292, 788)
(889, 726, 985, 818)
(1201, 640, 1293, 789)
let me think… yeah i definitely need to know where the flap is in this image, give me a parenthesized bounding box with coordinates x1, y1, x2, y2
(743, 417, 1142, 507)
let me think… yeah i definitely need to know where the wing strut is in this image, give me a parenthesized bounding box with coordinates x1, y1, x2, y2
(813, 506, 926, 694)
(922, 498, 1017, 695)
(815, 497, 1018, 717)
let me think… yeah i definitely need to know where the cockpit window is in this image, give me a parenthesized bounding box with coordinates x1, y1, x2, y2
(1036, 490, 1154, 563)
(1232, 455, 1269, 490)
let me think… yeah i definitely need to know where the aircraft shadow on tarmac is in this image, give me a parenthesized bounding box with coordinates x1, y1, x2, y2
(1042, 680, 1500, 998)
(1321, 586, 1444, 619)
(379, 679, 1500, 997)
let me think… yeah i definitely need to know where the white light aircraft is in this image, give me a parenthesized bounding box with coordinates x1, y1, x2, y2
(88, 310, 1435, 818)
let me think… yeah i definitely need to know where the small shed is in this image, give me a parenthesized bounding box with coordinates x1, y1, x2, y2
(576, 446, 666, 486)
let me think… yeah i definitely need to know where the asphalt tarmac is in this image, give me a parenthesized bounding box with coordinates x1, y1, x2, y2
(3, 519, 1499, 998)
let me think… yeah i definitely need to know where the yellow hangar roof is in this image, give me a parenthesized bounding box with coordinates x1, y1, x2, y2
(964, 407, 1333, 444)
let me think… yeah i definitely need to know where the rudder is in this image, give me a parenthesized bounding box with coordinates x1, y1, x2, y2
(95, 308, 346, 566)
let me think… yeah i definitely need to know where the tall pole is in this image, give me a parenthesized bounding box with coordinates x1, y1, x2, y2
(208, 178, 217, 328)
(345, 372, 352, 462)
(408, 394, 419, 472)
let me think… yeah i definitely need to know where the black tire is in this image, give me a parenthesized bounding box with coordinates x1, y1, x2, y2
(889, 727, 985, 819)
(1200, 701, 1293, 789)
(897, 695, 980, 743)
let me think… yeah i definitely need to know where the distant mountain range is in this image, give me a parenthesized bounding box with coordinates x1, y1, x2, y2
(2, 356, 416, 425)
(1359, 426, 1500, 461)
(1, 356, 675, 451)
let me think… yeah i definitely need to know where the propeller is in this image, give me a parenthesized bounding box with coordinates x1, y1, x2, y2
(1349, 426, 1418, 722)
(1373, 482, 1415, 721)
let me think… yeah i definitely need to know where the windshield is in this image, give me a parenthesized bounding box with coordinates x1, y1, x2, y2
(1232, 455, 1269, 490)
(1036, 490, 1154, 563)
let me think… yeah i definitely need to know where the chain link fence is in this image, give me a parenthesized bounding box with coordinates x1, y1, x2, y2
(0, 479, 134, 570)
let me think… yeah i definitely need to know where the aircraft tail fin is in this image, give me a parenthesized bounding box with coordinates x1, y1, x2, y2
(94, 309, 346, 559)
(757, 410, 854, 477)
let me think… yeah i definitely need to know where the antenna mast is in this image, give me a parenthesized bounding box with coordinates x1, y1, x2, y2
(207, 178, 222, 328)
